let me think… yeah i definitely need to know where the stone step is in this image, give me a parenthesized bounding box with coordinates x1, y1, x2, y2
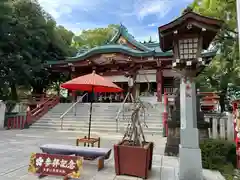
(52, 109, 164, 112)
(30, 125, 163, 134)
(44, 112, 162, 116)
(80, 127, 163, 134)
(43, 116, 162, 121)
(32, 122, 162, 128)
(33, 121, 163, 128)
(30, 102, 164, 136)
(37, 118, 162, 124)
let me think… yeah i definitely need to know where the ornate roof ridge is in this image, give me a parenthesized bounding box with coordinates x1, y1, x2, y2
(109, 24, 153, 52)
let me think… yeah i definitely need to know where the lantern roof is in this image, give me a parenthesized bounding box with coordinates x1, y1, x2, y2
(158, 10, 223, 52)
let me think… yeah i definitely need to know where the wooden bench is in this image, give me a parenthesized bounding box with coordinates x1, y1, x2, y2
(40, 144, 111, 171)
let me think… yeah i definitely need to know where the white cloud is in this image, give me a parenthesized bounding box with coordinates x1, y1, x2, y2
(38, 0, 103, 19)
(136, 33, 159, 42)
(38, 0, 192, 39)
(133, 0, 174, 20)
(148, 23, 157, 27)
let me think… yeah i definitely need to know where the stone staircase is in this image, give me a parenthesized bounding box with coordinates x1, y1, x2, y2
(30, 102, 164, 135)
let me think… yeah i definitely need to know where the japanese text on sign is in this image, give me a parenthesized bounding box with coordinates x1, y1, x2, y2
(28, 153, 83, 178)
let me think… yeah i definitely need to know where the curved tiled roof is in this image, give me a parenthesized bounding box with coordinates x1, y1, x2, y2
(109, 24, 153, 52)
(64, 44, 172, 63)
(47, 45, 217, 65)
(46, 25, 217, 65)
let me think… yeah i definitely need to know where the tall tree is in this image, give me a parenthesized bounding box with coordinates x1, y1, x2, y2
(0, 0, 76, 99)
(72, 24, 119, 49)
(0, 0, 20, 101)
(191, 0, 238, 111)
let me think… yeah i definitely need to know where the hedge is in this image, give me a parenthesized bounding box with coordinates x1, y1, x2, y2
(200, 139, 236, 179)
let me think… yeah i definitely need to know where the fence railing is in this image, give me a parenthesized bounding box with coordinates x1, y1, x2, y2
(6, 112, 26, 129)
(6, 95, 60, 129)
(204, 113, 234, 141)
(164, 87, 178, 95)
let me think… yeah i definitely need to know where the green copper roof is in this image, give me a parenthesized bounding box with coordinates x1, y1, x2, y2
(64, 44, 172, 63)
(109, 25, 153, 52)
(46, 25, 218, 65)
(47, 47, 217, 65)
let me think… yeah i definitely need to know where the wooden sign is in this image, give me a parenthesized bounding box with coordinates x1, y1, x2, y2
(28, 153, 83, 178)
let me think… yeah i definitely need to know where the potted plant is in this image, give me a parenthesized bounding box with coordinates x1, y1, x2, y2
(114, 100, 154, 179)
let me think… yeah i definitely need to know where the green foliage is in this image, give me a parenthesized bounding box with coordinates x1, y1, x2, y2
(0, 0, 77, 101)
(200, 139, 236, 179)
(72, 24, 119, 49)
(191, 0, 238, 111)
(0, 0, 120, 102)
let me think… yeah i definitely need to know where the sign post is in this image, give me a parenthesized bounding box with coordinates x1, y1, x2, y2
(28, 153, 83, 179)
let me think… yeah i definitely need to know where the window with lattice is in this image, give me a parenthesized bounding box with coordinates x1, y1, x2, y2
(179, 38, 198, 60)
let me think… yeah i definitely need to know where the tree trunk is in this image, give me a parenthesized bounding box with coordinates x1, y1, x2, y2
(10, 83, 18, 101)
(56, 82, 60, 96)
(7, 82, 18, 113)
(32, 86, 44, 95)
(219, 91, 226, 112)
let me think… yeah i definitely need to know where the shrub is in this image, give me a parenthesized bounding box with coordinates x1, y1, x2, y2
(59, 96, 72, 103)
(200, 139, 236, 169)
(200, 139, 236, 179)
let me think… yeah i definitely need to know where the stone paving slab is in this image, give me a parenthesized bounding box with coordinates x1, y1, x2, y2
(0, 129, 225, 180)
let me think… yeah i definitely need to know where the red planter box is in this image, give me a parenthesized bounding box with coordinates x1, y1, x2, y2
(114, 140, 154, 179)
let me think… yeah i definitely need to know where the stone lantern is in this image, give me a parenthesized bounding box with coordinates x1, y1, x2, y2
(158, 9, 222, 180)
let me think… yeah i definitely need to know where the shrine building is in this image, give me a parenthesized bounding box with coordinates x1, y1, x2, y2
(46, 24, 216, 102)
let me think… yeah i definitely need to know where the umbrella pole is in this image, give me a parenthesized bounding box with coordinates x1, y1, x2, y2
(87, 87, 94, 142)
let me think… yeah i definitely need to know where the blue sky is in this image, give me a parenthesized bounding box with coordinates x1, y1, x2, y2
(38, 0, 193, 42)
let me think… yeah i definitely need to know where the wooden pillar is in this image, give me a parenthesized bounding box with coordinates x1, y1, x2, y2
(132, 73, 137, 100)
(156, 68, 163, 102)
(70, 68, 77, 101)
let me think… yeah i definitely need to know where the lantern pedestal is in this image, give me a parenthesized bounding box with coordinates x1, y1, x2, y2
(158, 9, 222, 180)
(164, 121, 180, 156)
(179, 78, 203, 180)
(165, 120, 209, 156)
(179, 144, 203, 180)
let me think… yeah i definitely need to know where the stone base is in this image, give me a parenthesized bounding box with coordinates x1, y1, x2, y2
(164, 121, 210, 156)
(164, 136, 180, 156)
(164, 144, 179, 156)
(179, 145, 203, 180)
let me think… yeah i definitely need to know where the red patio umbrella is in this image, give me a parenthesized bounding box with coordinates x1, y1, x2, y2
(61, 70, 123, 139)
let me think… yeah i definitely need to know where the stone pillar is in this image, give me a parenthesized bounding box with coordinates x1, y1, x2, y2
(0, 101, 6, 129)
(156, 68, 163, 102)
(179, 77, 203, 180)
(135, 83, 140, 99)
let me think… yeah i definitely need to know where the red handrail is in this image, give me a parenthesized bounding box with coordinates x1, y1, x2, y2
(7, 114, 26, 129)
(162, 89, 168, 137)
(7, 95, 60, 129)
(26, 95, 60, 125)
(233, 102, 240, 168)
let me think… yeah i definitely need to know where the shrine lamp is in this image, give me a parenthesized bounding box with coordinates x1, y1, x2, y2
(158, 9, 223, 180)
(158, 9, 223, 76)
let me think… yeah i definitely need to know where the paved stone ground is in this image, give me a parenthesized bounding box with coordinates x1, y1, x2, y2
(0, 129, 224, 180)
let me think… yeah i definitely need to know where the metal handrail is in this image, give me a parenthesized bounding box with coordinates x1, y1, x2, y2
(115, 92, 131, 132)
(60, 93, 87, 130)
(115, 92, 130, 121)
